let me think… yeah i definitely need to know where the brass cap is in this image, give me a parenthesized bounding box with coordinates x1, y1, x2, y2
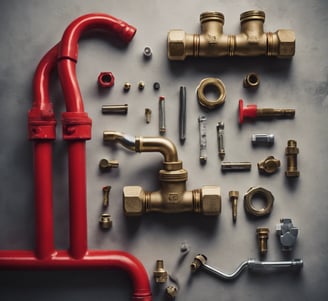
(123, 186, 145, 216)
(168, 30, 187, 60)
(201, 186, 221, 215)
(277, 30, 296, 58)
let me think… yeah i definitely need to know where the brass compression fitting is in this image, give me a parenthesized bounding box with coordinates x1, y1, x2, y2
(103, 131, 221, 216)
(168, 10, 295, 60)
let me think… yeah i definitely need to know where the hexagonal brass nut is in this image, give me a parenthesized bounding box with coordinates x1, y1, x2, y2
(201, 186, 221, 215)
(277, 30, 295, 58)
(168, 30, 187, 60)
(123, 186, 145, 216)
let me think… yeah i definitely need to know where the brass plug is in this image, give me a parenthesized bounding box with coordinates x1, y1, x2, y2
(285, 140, 299, 178)
(99, 213, 112, 230)
(153, 260, 168, 283)
(256, 227, 269, 255)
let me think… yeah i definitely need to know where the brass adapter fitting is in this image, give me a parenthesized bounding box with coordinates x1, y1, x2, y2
(103, 131, 221, 216)
(168, 10, 295, 60)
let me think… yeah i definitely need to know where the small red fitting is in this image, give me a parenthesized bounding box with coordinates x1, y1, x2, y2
(98, 72, 115, 88)
(239, 99, 257, 124)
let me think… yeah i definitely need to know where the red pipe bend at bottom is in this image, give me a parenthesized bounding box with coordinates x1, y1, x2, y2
(0, 250, 152, 301)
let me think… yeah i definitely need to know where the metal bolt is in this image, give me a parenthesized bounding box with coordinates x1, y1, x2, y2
(198, 116, 207, 164)
(256, 227, 269, 255)
(166, 286, 178, 299)
(153, 260, 168, 283)
(216, 122, 225, 160)
(102, 186, 111, 207)
(99, 213, 112, 230)
(145, 108, 152, 124)
(229, 191, 239, 223)
(123, 82, 131, 91)
(285, 140, 299, 178)
(159, 96, 166, 134)
(99, 159, 119, 172)
(138, 81, 145, 90)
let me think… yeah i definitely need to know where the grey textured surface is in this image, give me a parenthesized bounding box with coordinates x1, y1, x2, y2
(0, 0, 328, 300)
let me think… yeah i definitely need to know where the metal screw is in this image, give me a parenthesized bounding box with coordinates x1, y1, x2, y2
(198, 116, 207, 164)
(99, 213, 112, 230)
(123, 82, 131, 91)
(99, 159, 119, 172)
(138, 81, 145, 90)
(145, 108, 152, 124)
(285, 140, 300, 178)
(102, 186, 111, 207)
(153, 260, 168, 283)
(229, 191, 239, 223)
(256, 227, 269, 255)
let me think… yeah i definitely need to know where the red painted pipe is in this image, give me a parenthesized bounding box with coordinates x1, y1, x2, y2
(1, 13, 152, 300)
(0, 250, 151, 301)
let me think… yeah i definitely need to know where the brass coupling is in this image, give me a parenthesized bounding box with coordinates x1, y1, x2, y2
(168, 10, 295, 60)
(103, 131, 221, 216)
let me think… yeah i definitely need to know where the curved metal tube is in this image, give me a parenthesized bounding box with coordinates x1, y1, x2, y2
(192, 254, 303, 280)
(104, 131, 179, 163)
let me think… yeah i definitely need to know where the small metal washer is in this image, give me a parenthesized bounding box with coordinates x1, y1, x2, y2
(197, 78, 226, 109)
(244, 187, 274, 217)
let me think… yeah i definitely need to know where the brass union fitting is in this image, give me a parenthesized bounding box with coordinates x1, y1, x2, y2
(285, 140, 300, 178)
(168, 10, 295, 60)
(103, 131, 221, 216)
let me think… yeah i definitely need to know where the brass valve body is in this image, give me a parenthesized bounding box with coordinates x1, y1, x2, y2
(168, 10, 295, 60)
(103, 131, 221, 216)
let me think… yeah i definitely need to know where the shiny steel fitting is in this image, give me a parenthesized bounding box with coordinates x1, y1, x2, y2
(251, 134, 275, 146)
(99, 213, 112, 230)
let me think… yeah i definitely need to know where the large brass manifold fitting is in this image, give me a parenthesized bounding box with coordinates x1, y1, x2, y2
(168, 10, 295, 60)
(103, 131, 221, 216)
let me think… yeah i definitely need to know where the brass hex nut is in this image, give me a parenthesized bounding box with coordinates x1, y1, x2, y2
(123, 186, 145, 216)
(168, 30, 187, 60)
(201, 186, 221, 215)
(277, 30, 296, 58)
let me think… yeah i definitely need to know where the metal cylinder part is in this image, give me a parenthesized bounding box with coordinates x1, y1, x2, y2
(179, 86, 187, 142)
(251, 134, 275, 146)
(221, 162, 251, 171)
(285, 140, 300, 177)
(244, 73, 260, 88)
(159, 96, 166, 134)
(101, 104, 128, 114)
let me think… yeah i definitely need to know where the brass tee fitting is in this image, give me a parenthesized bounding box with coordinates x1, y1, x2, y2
(168, 10, 295, 60)
(103, 131, 221, 216)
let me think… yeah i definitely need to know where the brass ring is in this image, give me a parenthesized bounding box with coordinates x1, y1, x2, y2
(243, 73, 260, 88)
(244, 187, 274, 217)
(197, 78, 226, 109)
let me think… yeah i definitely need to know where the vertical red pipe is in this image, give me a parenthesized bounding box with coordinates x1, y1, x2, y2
(68, 141, 87, 259)
(29, 45, 58, 259)
(34, 142, 55, 259)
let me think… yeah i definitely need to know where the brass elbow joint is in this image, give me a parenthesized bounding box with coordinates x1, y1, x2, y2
(103, 131, 221, 216)
(168, 10, 295, 60)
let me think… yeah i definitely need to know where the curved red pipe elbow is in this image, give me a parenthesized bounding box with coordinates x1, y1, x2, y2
(57, 13, 136, 112)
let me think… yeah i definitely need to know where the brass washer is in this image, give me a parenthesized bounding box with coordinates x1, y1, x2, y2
(197, 78, 226, 109)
